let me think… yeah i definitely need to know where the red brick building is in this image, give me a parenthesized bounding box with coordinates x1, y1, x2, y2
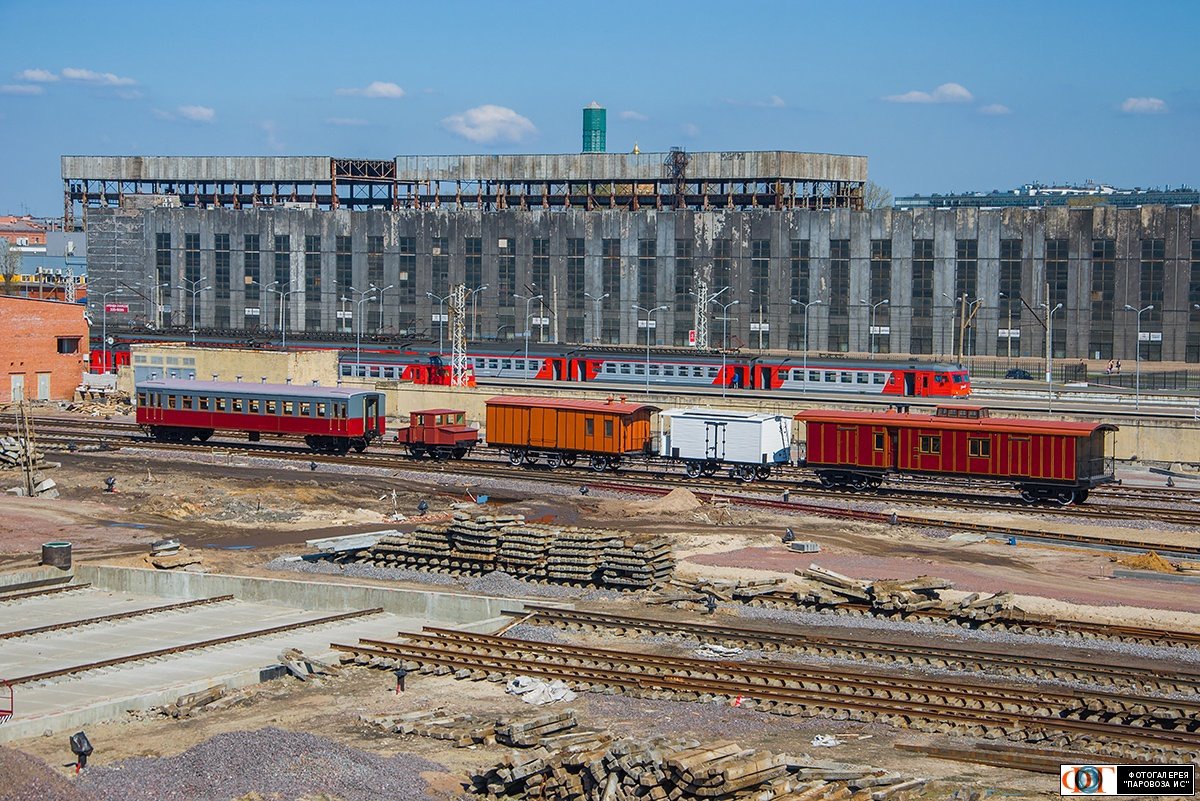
(0, 296, 88, 401)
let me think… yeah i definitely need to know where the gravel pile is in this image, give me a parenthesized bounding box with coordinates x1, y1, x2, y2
(264, 557, 458, 586)
(75, 728, 446, 801)
(0, 746, 91, 801)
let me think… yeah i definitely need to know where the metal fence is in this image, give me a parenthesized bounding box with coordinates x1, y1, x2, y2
(970, 358, 1200, 391)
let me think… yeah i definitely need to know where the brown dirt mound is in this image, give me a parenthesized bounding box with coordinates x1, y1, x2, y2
(0, 745, 92, 801)
(1116, 550, 1177, 573)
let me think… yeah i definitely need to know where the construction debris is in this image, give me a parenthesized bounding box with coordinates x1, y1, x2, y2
(506, 676, 578, 705)
(337, 513, 674, 590)
(278, 648, 343, 681)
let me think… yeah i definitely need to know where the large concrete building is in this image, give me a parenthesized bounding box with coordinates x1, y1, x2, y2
(70, 154, 1200, 363)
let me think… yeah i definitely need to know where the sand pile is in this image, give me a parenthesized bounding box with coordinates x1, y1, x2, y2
(1115, 550, 1177, 573)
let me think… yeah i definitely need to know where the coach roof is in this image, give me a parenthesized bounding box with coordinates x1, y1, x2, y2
(486, 395, 659, 415)
(136, 379, 377, 399)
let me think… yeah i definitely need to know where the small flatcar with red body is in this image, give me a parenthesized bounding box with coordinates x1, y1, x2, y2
(485, 395, 659, 472)
(136, 379, 386, 454)
(394, 409, 479, 459)
(797, 405, 1116, 504)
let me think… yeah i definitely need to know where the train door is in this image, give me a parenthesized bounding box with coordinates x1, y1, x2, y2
(836, 425, 857, 465)
(705, 422, 727, 460)
(903, 372, 915, 396)
(551, 358, 565, 381)
(364, 395, 380, 434)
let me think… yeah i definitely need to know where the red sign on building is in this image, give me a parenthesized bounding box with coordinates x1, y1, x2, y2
(104, 303, 129, 313)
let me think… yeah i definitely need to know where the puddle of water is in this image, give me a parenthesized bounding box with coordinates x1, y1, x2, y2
(200, 544, 257, 550)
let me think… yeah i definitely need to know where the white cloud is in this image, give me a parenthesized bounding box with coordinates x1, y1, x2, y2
(619, 110, 648, 122)
(681, 122, 700, 137)
(884, 82, 973, 104)
(336, 81, 404, 98)
(262, 120, 284, 152)
(441, 104, 537, 144)
(326, 117, 368, 126)
(61, 67, 136, 86)
(724, 95, 787, 108)
(1121, 96, 1167, 114)
(0, 84, 43, 95)
(978, 103, 1012, 115)
(17, 69, 58, 83)
(177, 105, 215, 122)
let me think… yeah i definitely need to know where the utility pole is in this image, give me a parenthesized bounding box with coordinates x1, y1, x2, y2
(694, 278, 711, 349)
(449, 283, 469, 386)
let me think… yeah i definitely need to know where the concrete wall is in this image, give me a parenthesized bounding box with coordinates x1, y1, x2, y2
(78, 565, 543, 624)
(86, 204, 1200, 361)
(0, 296, 88, 401)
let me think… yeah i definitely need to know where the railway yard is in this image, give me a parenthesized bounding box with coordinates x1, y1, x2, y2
(2, 399, 1200, 801)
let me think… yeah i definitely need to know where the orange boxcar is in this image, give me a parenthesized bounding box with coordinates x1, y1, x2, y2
(797, 405, 1116, 505)
(485, 396, 659, 473)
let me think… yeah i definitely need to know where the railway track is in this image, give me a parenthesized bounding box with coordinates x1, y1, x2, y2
(0, 595, 234, 640)
(508, 605, 1200, 692)
(333, 627, 1200, 760)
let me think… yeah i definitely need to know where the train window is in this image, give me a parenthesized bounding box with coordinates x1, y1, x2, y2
(339, 365, 349, 376)
(266, 400, 278, 415)
(317, 402, 328, 417)
(501, 359, 512, 370)
(663, 366, 674, 376)
(873, 433, 885, 451)
(968, 438, 991, 458)
(585, 418, 595, 436)
(474, 358, 485, 367)
(183, 395, 195, 410)
(873, 373, 887, 385)
(605, 364, 616, 374)
(232, 398, 244, 413)
(919, 435, 941, 455)
(706, 368, 717, 378)
(604, 419, 614, 437)
(620, 364, 631, 375)
(856, 373, 869, 384)
(823, 371, 835, 382)
(336, 403, 347, 418)
(216, 397, 227, 412)
(300, 401, 312, 417)
(634, 364, 645, 375)
(249, 399, 261, 414)
(840, 372, 852, 384)
(137, 392, 147, 406)
(369, 366, 380, 378)
(198, 396, 211, 411)
(488, 359, 498, 369)
(934, 375, 946, 383)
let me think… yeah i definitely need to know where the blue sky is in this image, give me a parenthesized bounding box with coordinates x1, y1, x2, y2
(1, 0, 1195, 215)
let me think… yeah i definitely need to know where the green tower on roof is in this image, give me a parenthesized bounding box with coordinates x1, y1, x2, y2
(582, 101, 606, 153)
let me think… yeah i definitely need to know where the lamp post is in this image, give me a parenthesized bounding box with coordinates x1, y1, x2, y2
(584, 291, 609, 344)
(99, 287, 124, 374)
(1124, 303, 1154, 410)
(180, 277, 212, 346)
(790, 298, 823, 393)
(633, 303, 669, 391)
(999, 292, 1014, 362)
(515, 293, 544, 381)
(427, 291, 451, 356)
(466, 284, 488, 340)
(370, 283, 394, 334)
(748, 289, 768, 351)
(265, 283, 297, 350)
(961, 297, 983, 363)
(860, 298, 890, 355)
(1039, 299, 1064, 412)
(711, 296, 740, 398)
(347, 286, 378, 369)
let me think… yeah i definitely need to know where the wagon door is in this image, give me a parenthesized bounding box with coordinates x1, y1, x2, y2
(836, 425, 857, 466)
(1009, 436, 1031, 477)
(531, 406, 556, 448)
(705, 422, 727, 460)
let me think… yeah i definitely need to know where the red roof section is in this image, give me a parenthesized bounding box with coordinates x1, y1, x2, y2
(486, 395, 659, 415)
(412, 408, 465, 415)
(795, 408, 1117, 437)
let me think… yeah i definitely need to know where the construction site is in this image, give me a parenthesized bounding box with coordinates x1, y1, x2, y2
(2, 374, 1200, 801)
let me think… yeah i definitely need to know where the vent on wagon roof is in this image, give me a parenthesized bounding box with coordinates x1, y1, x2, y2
(935, 405, 989, 419)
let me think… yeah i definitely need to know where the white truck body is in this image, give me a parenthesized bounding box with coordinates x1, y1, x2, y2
(659, 408, 791, 465)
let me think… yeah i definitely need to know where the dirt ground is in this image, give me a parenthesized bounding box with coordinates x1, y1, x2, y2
(3, 446, 1198, 800)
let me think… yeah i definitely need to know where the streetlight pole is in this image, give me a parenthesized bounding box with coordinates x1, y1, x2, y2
(860, 298, 889, 355)
(265, 283, 297, 350)
(1039, 299, 1064, 412)
(99, 287, 124, 374)
(466, 284, 488, 340)
(515, 293, 543, 381)
(426, 291, 451, 356)
(180, 277, 212, 346)
(370, 283, 394, 335)
(633, 303, 669, 392)
(711, 297, 739, 399)
(1124, 303, 1154, 410)
(791, 299, 823, 392)
(584, 291, 609, 344)
(346, 286, 378, 369)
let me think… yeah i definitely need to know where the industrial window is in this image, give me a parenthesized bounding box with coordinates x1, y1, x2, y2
(244, 235, 261, 301)
(674, 239, 694, 345)
(968, 438, 991, 458)
(336, 235, 352, 295)
(266, 400, 278, 415)
(790, 240, 810, 305)
(567, 238, 585, 311)
(198, 396, 210, 411)
(919, 436, 941, 455)
(316, 402, 328, 417)
(367, 235, 384, 290)
(184, 233, 200, 283)
(56, 337, 80, 354)
(1140, 239, 1165, 324)
(873, 433, 885, 451)
(274, 234, 291, 290)
(299, 402, 312, 416)
(216, 398, 227, 412)
(1091, 239, 1116, 360)
(713, 239, 732, 289)
(155, 232, 171, 288)
(496, 236, 514, 305)
(585, 418, 595, 436)
(604, 420, 614, 438)
(249, 399, 261, 414)
(532, 238, 550, 296)
(602, 239, 621, 309)
(232, 398, 244, 412)
(214, 233, 231, 300)
(829, 240, 850, 316)
(638, 239, 656, 309)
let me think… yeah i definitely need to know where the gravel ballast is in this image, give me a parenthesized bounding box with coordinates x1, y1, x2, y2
(75, 728, 446, 801)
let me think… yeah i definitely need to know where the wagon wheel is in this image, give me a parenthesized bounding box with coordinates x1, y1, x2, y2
(607, 456, 622, 472)
(523, 452, 540, 465)
(408, 445, 426, 458)
(353, 439, 367, 453)
(1073, 489, 1089, 504)
(868, 478, 883, 490)
(452, 447, 467, 460)
(818, 473, 835, 489)
(755, 466, 772, 480)
(701, 463, 718, 477)
(850, 476, 870, 491)
(1018, 489, 1037, 504)
(589, 455, 608, 473)
(562, 454, 577, 467)
(545, 452, 563, 469)
(684, 462, 703, 479)
(1054, 490, 1075, 506)
(196, 430, 213, 443)
(335, 439, 351, 456)
(508, 450, 525, 466)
